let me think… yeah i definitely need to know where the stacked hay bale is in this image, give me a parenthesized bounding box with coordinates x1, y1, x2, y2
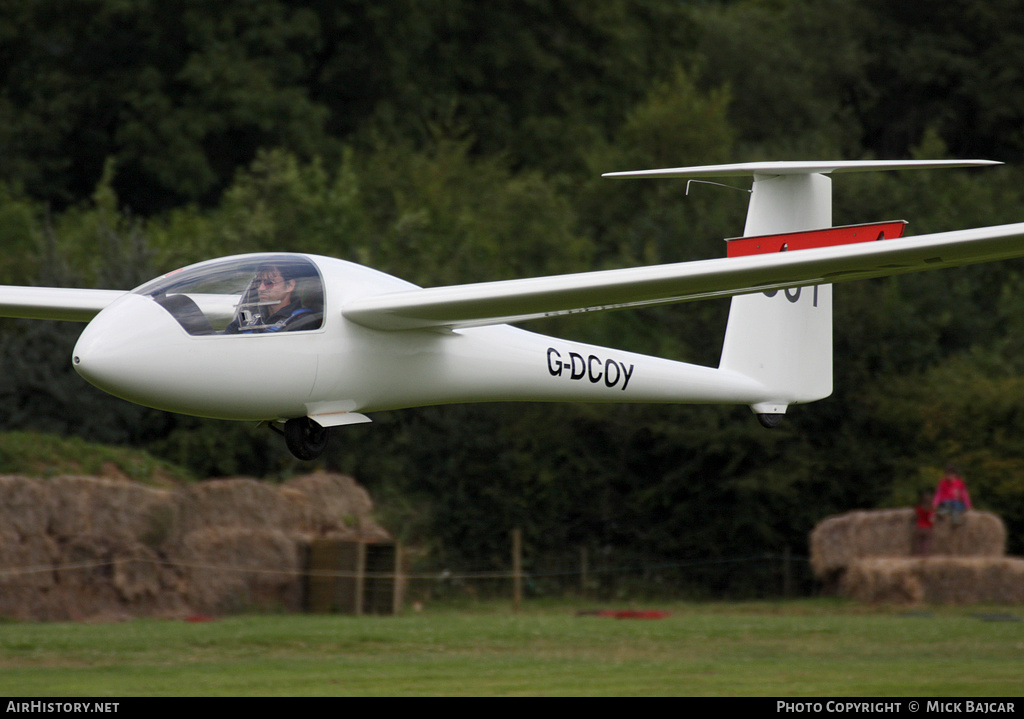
(810, 508, 1023, 604)
(175, 479, 308, 616)
(0, 471, 388, 620)
(0, 476, 62, 620)
(840, 557, 1024, 604)
(49, 476, 182, 620)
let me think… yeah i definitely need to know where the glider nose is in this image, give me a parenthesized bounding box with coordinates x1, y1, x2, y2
(72, 294, 180, 405)
(72, 288, 322, 421)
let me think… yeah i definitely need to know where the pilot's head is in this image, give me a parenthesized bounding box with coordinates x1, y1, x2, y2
(256, 263, 297, 314)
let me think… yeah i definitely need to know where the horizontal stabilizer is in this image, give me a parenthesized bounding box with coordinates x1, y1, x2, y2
(602, 159, 1001, 180)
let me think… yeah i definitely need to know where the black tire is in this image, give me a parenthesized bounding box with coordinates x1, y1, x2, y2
(283, 417, 329, 460)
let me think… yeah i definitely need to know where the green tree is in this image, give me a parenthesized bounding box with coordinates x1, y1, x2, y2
(0, 0, 330, 212)
(308, 0, 701, 173)
(856, 0, 1024, 161)
(687, 0, 871, 157)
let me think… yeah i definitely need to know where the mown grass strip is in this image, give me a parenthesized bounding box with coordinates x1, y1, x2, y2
(0, 600, 1021, 696)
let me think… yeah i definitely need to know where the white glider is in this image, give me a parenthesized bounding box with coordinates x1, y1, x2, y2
(2, 160, 1022, 459)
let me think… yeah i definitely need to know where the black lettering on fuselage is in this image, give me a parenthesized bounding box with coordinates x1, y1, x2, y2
(547, 347, 563, 376)
(569, 352, 586, 380)
(604, 358, 620, 387)
(763, 285, 819, 307)
(619, 362, 634, 389)
(546, 348, 634, 391)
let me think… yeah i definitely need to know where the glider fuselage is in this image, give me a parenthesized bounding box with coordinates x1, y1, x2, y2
(71, 254, 771, 425)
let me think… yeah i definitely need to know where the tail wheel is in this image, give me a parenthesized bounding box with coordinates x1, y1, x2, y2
(283, 417, 329, 460)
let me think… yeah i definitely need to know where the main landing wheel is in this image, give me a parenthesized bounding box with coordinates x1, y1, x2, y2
(283, 417, 329, 461)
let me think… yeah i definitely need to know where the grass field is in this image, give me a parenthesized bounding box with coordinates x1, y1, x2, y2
(0, 599, 1021, 696)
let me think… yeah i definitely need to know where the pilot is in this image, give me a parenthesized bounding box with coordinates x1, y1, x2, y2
(224, 263, 313, 333)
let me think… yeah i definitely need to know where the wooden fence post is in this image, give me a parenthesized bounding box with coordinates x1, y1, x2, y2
(580, 546, 589, 598)
(392, 541, 404, 614)
(512, 528, 522, 613)
(354, 540, 366, 616)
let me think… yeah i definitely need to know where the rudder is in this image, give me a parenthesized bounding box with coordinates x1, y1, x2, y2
(718, 171, 834, 421)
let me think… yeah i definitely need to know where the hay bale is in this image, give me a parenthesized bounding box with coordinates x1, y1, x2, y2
(50, 535, 123, 620)
(46, 476, 179, 548)
(0, 529, 58, 587)
(0, 476, 51, 539)
(840, 557, 1024, 605)
(280, 472, 389, 541)
(51, 535, 187, 620)
(810, 509, 1005, 578)
(934, 512, 1006, 556)
(175, 474, 388, 539)
(839, 558, 924, 604)
(0, 529, 61, 620)
(0, 472, 389, 620)
(176, 478, 285, 537)
(179, 527, 303, 614)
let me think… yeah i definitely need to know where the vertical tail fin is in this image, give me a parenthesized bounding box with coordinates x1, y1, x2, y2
(603, 160, 998, 422)
(718, 171, 834, 421)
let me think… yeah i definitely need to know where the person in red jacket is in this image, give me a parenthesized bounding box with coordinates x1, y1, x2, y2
(913, 490, 935, 555)
(933, 465, 972, 526)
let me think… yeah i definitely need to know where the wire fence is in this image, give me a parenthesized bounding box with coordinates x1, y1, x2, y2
(0, 544, 819, 618)
(409, 549, 817, 603)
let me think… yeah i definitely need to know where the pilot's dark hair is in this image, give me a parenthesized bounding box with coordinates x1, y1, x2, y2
(253, 258, 323, 311)
(257, 261, 298, 282)
(257, 257, 319, 283)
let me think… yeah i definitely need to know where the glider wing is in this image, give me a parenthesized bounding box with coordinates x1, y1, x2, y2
(343, 222, 1024, 331)
(0, 287, 127, 322)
